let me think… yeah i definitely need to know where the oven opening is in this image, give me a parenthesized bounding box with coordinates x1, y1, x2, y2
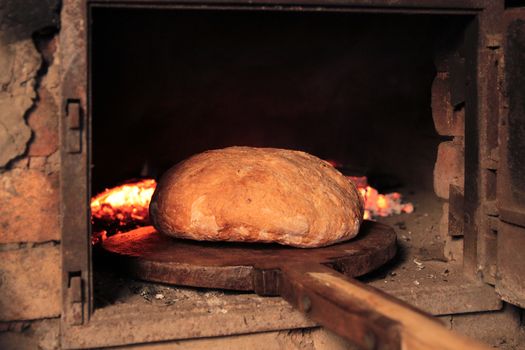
(90, 7, 469, 313)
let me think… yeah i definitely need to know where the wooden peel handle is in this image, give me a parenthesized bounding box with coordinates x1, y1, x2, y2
(279, 263, 491, 350)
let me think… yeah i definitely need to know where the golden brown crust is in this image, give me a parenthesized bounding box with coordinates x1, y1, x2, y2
(150, 147, 364, 248)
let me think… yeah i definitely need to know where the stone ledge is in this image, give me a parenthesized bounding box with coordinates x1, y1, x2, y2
(384, 279, 501, 316)
(367, 260, 501, 316)
(62, 294, 315, 349)
(63, 260, 503, 349)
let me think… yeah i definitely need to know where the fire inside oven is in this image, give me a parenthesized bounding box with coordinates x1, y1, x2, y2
(90, 7, 469, 306)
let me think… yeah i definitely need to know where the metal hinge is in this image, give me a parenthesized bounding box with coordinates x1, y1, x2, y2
(66, 273, 84, 325)
(65, 99, 83, 154)
(486, 34, 503, 50)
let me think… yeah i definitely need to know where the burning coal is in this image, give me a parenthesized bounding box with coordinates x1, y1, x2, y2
(344, 175, 414, 220)
(90, 179, 156, 244)
(358, 185, 414, 220)
(326, 160, 414, 220)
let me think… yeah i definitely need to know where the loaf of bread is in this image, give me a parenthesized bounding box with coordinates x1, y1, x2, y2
(149, 147, 364, 248)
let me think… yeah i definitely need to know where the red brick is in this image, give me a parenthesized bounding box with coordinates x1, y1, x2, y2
(0, 245, 61, 321)
(29, 156, 47, 170)
(439, 202, 449, 239)
(433, 140, 464, 199)
(431, 72, 464, 137)
(0, 169, 59, 243)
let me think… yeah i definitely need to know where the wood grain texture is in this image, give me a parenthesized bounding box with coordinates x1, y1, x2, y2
(102, 221, 489, 349)
(102, 220, 396, 291)
(279, 263, 491, 350)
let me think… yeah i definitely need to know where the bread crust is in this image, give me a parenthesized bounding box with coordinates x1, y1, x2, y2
(150, 147, 364, 248)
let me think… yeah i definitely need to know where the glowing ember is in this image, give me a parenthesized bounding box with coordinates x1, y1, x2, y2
(357, 185, 414, 220)
(327, 160, 413, 219)
(91, 179, 157, 244)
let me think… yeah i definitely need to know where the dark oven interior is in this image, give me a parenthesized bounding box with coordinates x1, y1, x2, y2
(92, 9, 467, 193)
(90, 6, 471, 311)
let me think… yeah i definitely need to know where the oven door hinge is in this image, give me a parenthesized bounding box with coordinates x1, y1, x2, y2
(485, 34, 503, 50)
(65, 99, 83, 154)
(65, 273, 84, 325)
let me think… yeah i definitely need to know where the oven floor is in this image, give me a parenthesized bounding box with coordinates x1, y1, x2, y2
(90, 187, 519, 349)
(366, 185, 454, 291)
(375, 185, 446, 260)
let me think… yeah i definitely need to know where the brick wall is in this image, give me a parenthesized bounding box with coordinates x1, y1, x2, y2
(432, 62, 466, 262)
(0, 1, 62, 348)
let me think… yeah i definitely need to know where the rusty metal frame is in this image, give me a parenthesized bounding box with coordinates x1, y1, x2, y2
(463, 1, 505, 281)
(498, 8, 525, 230)
(495, 7, 525, 308)
(59, 0, 499, 348)
(60, 0, 91, 337)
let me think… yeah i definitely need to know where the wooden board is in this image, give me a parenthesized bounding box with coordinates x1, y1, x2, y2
(101, 220, 490, 350)
(102, 220, 396, 292)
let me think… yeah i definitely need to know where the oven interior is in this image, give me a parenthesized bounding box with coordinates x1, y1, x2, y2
(92, 9, 468, 192)
(90, 5, 471, 324)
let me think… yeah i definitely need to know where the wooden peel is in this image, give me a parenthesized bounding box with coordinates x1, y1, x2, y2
(102, 221, 490, 350)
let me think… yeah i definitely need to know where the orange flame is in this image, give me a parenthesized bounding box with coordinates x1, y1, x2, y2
(347, 174, 413, 219)
(91, 179, 157, 243)
(357, 184, 414, 220)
